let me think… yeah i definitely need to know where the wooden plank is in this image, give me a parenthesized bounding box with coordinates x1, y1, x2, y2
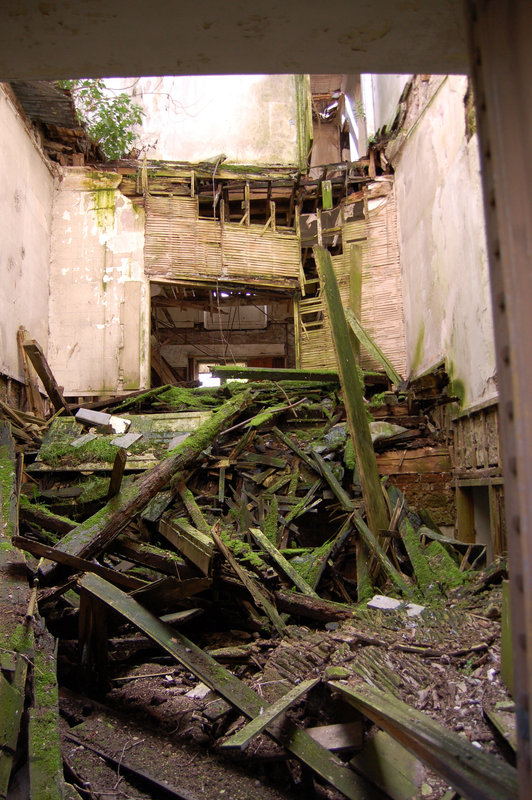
(107, 447, 127, 499)
(273, 589, 354, 622)
(22, 336, 71, 415)
(314, 246, 389, 541)
(80, 573, 385, 800)
(376, 447, 452, 475)
(329, 681, 518, 800)
(13, 536, 146, 591)
(345, 308, 402, 385)
(307, 722, 363, 753)
(456, 487, 475, 544)
(28, 622, 67, 800)
(221, 677, 320, 750)
(210, 524, 286, 636)
(353, 513, 413, 599)
(249, 527, 319, 597)
(38, 391, 251, 581)
(159, 515, 216, 577)
(17, 326, 45, 417)
(350, 730, 428, 800)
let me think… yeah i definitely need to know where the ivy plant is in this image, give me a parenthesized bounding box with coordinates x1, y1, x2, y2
(58, 79, 144, 160)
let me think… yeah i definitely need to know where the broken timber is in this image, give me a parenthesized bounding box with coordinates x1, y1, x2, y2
(221, 677, 320, 750)
(329, 681, 518, 800)
(210, 523, 286, 635)
(314, 246, 389, 540)
(79, 573, 384, 800)
(22, 335, 71, 415)
(38, 391, 251, 581)
(211, 365, 340, 383)
(249, 527, 319, 597)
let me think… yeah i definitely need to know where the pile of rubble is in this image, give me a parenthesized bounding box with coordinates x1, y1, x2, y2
(0, 361, 516, 800)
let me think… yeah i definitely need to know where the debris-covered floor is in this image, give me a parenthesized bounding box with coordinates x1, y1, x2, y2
(0, 367, 517, 800)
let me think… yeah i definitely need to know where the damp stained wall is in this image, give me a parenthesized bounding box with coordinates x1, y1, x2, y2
(106, 75, 310, 168)
(392, 75, 496, 408)
(48, 169, 149, 395)
(0, 84, 53, 382)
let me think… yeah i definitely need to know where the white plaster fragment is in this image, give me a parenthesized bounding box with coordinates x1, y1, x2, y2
(367, 595, 402, 611)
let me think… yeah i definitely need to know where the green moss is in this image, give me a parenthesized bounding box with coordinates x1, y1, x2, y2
(29, 671, 64, 800)
(344, 436, 356, 471)
(0, 541, 13, 552)
(19, 494, 77, 527)
(155, 386, 223, 411)
(402, 521, 436, 597)
(90, 188, 116, 231)
(264, 496, 278, 545)
(449, 378, 466, 407)
(8, 623, 33, 655)
(425, 540, 466, 589)
(220, 530, 267, 571)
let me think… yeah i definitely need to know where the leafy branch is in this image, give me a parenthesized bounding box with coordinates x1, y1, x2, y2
(58, 79, 144, 160)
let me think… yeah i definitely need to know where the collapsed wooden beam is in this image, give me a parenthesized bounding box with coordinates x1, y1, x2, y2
(79, 573, 383, 800)
(221, 677, 320, 750)
(328, 681, 517, 800)
(21, 335, 71, 415)
(211, 365, 340, 383)
(38, 391, 251, 582)
(313, 246, 389, 541)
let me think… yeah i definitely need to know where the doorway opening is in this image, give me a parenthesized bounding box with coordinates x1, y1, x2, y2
(149, 280, 296, 386)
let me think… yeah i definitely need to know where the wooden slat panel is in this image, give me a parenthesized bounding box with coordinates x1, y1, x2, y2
(145, 197, 301, 289)
(299, 183, 407, 375)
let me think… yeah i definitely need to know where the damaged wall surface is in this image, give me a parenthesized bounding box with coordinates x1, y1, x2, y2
(108, 75, 311, 169)
(0, 84, 53, 383)
(48, 169, 149, 395)
(390, 75, 496, 408)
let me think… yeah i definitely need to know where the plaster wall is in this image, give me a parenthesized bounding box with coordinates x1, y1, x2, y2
(108, 75, 306, 166)
(362, 73, 411, 137)
(394, 76, 496, 408)
(48, 169, 149, 395)
(0, 85, 53, 382)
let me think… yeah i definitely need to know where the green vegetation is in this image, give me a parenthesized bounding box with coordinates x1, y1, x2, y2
(58, 79, 144, 159)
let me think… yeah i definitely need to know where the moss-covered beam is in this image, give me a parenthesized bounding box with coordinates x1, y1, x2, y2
(314, 247, 389, 541)
(328, 681, 518, 800)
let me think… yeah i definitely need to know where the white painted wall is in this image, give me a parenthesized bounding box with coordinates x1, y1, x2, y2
(0, 85, 53, 382)
(106, 75, 305, 166)
(393, 76, 496, 408)
(48, 169, 149, 395)
(361, 73, 411, 140)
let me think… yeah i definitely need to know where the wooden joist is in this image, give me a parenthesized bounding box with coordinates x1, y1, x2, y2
(159, 514, 216, 576)
(79, 573, 383, 800)
(329, 681, 518, 800)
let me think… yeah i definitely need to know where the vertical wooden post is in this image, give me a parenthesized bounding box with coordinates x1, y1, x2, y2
(314, 246, 388, 539)
(467, 2, 532, 794)
(456, 486, 475, 543)
(79, 588, 109, 695)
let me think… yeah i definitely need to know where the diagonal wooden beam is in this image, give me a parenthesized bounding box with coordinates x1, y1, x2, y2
(221, 677, 320, 751)
(329, 681, 517, 800)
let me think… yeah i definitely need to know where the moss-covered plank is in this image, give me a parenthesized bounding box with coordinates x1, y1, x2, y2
(28, 625, 66, 800)
(80, 573, 383, 800)
(345, 308, 402, 386)
(249, 527, 318, 597)
(329, 681, 518, 800)
(314, 247, 389, 541)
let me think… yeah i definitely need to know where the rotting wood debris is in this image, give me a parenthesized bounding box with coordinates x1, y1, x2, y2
(0, 350, 517, 799)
